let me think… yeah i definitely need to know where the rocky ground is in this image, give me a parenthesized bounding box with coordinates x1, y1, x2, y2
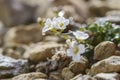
(0, 0, 120, 80)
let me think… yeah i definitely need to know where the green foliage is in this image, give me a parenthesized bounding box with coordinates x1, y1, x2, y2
(86, 21, 120, 47)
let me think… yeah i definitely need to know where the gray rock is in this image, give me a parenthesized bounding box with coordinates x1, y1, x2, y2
(0, 0, 35, 26)
(2, 44, 27, 59)
(71, 74, 94, 80)
(62, 67, 74, 80)
(36, 60, 58, 74)
(49, 72, 63, 80)
(4, 24, 42, 45)
(89, 56, 120, 75)
(23, 42, 64, 63)
(0, 55, 28, 78)
(94, 41, 116, 60)
(94, 73, 120, 80)
(69, 56, 89, 75)
(12, 72, 47, 80)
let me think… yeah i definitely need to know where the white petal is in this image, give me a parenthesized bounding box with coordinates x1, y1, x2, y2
(66, 49, 73, 57)
(45, 18, 52, 25)
(64, 19, 69, 25)
(42, 26, 53, 35)
(73, 31, 89, 40)
(71, 40, 77, 48)
(58, 11, 65, 17)
(78, 44, 85, 54)
(72, 54, 80, 62)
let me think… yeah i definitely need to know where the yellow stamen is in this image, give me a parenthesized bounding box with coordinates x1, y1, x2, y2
(73, 46, 79, 55)
(59, 23, 64, 27)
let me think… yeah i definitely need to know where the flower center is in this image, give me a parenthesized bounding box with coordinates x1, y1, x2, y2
(48, 24, 52, 27)
(59, 22, 64, 27)
(73, 46, 79, 55)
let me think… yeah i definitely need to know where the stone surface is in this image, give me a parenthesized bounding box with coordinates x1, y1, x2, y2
(43, 36, 65, 43)
(69, 56, 89, 74)
(89, 56, 120, 75)
(12, 72, 47, 80)
(71, 74, 94, 80)
(2, 44, 27, 59)
(4, 24, 42, 45)
(49, 72, 63, 80)
(94, 73, 120, 80)
(0, 21, 6, 46)
(23, 42, 64, 63)
(89, 0, 120, 17)
(36, 60, 58, 74)
(0, 0, 35, 26)
(62, 67, 74, 80)
(0, 55, 28, 78)
(94, 41, 116, 60)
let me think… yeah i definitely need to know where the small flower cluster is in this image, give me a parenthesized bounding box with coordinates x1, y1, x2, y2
(39, 15, 89, 62)
(42, 17, 69, 35)
(65, 30, 89, 61)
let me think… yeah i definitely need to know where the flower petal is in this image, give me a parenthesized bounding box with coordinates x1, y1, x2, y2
(72, 54, 80, 62)
(78, 44, 85, 54)
(66, 49, 73, 57)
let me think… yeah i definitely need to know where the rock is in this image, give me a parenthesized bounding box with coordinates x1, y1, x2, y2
(0, 21, 6, 46)
(94, 41, 116, 60)
(36, 59, 58, 74)
(94, 73, 120, 80)
(69, 56, 89, 74)
(62, 67, 74, 80)
(43, 36, 65, 43)
(51, 51, 71, 70)
(89, 0, 120, 17)
(12, 72, 47, 80)
(49, 72, 63, 80)
(4, 24, 42, 45)
(71, 74, 94, 80)
(2, 44, 27, 59)
(23, 42, 64, 63)
(89, 56, 120, 75)
(0, 0, 35, 26)
(115, 50, 120, 56)
(20, 0, 53, 18)
(0, 55, 28, 78)
(95, 16, 120, 25)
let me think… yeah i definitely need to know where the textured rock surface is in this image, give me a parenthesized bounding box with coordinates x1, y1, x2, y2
(12, 72, 47, 80)
(2, 44, 27, 59)
(23, 42, 64, 63)
(89, 0, 120, 16)
(0, 55, 28, 78)
(4, 24, 42, 45)
(69, 56, 89, 74)
(0, 0, 35, 26)
(71, 74, 94, 80)
(49, 72, 63, 80)
(94, 73, 120, 80)
(90, 56, 120, 75)
(94, 41, 116, 60)
(36, 60, 58, 74)
(62, 67, 74, 80)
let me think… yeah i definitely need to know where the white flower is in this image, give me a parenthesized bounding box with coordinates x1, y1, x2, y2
(72, 31, 89, 40)
(42, 18, 54, 35)
(55, 17, 69, 30)
(58, 10, 65, 17)
(66, 40, 85, 62)
(42, 17, 69, 35)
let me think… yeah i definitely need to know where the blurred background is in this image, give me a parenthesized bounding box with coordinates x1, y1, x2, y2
(0, 0, 120, 46)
